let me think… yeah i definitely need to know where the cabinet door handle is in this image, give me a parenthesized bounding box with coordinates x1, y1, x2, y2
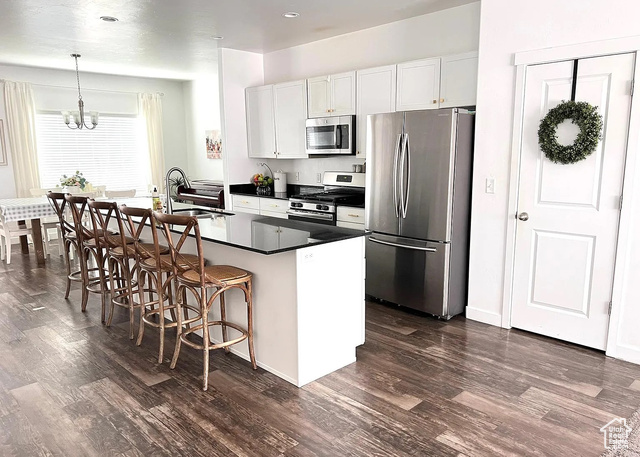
(432, 99, 437, 104)
(348, 214, 360, 218)
(440, 98, 445, 103)
(270, 204, 278, 208)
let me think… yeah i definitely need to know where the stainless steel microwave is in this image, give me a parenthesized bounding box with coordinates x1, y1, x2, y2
(305, 115, 356, 155)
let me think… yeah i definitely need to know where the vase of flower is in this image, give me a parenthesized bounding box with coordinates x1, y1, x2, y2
(59, 171, 89, 192)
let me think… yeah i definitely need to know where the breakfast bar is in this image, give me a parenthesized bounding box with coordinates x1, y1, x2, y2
(129, 203, 367, 387)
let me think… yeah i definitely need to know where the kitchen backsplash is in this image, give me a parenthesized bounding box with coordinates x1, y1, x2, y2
(256, 156, 366, 186)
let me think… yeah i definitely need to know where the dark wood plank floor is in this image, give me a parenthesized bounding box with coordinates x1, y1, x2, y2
(1, 252, 639, 456)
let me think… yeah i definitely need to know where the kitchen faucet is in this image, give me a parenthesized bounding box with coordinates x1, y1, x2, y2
(165, 167, 191, 215)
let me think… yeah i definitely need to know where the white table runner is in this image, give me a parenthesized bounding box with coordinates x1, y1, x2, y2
(0, 197, 57, 222)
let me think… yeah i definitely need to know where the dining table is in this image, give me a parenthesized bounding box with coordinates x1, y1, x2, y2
(0, 197, 56, 267)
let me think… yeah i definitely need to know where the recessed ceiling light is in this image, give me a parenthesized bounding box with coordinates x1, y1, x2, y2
(282, 12, 300, 18)
(100, 16, 119, 22)
(212, 35, 224, 40)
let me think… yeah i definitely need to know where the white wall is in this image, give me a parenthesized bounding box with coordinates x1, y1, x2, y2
(263, 3, 481, 84)
(468, 0, 640, 363)
(0, 64, 188, 198)
(183, 76, 224, 182)
(252, 3, 481, 186)
(218, 48, 265, 204)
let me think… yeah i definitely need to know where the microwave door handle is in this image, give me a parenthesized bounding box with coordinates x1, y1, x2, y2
(393, 133, 401, 218)
(402, 134, 410, 218)
(335, 126, 342, 148)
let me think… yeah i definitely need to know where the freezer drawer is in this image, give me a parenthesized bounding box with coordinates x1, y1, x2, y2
(366, 234, 450, 317)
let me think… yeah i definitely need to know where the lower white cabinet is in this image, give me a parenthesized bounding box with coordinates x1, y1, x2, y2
(337, 206, 365, 229)
(251, 222, 310, 250)
(232, 195, 260, 214)
(232, 195, 290, 218)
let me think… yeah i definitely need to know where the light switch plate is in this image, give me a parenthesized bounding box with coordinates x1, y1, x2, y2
(295, 172, 300, 182)
(316, 173, 322, 183)
(485, 177, 495, 194)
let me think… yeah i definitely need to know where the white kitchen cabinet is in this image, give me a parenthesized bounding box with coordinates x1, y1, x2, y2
(337, 206, 365, 230)
(251, 222, 310, 250)
(356, 65, 397, 158)
(246, 85, 276, 158)
(439, 51, 478, 108)
(307, 71, 356, 118)
(259, 198, 289, 219)
(232, 195, 260, 214)
(396, 58, 441, 112)
(273, 81, 308, 158)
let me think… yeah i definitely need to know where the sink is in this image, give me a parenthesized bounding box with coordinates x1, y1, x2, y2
(172, 208, 233, 218)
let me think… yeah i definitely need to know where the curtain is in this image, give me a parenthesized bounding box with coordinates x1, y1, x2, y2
(3, 81, 40, 197)
(138, 93, 165, 192)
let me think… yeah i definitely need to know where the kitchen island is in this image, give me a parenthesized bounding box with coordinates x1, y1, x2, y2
(118, 199, 367, 387)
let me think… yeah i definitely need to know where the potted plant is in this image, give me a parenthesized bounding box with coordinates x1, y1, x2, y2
(59, 171, 89, 193)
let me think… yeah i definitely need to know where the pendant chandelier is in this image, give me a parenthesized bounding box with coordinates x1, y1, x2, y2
(61, 54, 98, 130)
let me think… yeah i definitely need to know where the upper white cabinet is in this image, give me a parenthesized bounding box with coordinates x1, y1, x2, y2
(273, 80, 308, 159)
(396, 58, 441, 112)
(246, 80, 307, 159)
(439, 51, 478, 108)
(356, 65, 397, 158)
(246, 85, 276, 158)
(307, 71, 356, 118)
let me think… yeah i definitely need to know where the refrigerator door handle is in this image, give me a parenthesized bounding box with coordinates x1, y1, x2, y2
(393, 133, 402, 218)
(369, 236, 437, 252)
(398, 133, 406, 219)
(401, 134, 411, 218)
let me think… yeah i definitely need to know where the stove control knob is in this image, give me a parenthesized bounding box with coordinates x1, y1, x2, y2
(322, 205, 329, 211)
(293, 203, 302, 208)
(316, 204, 323, 210)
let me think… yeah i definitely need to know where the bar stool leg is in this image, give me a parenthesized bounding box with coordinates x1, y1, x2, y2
(170, 284, 185, 370)
(106, 257, 118, 327)
(80, 247, 90, 312)
(201, 287, 210, 390)
(64, 240, 73, 299)
(157, 271, 166, 363)
(126, 264, 136, 340)
(136, 269, 147, 347)
(219, 291, 230, 353)
(246, 278, 257, 370)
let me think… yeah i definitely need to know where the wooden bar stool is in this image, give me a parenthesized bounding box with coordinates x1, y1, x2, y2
(65, 195, 110, 320)
(119, 205, 198, 362)
(46, 192, 80, 298)
(87, 201, 137, 337)
(154, 211, 257, 390)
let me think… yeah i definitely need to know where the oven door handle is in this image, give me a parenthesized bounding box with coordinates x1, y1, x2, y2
(286, 210, 335, 221)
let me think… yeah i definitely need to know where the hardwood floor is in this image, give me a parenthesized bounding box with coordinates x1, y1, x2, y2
(1, 252, 639, 456)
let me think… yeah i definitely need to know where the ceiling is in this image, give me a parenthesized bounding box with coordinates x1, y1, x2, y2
(0, 0, 477, 80)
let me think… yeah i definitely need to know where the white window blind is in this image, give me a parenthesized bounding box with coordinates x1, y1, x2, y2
(35, 112, 151, 194)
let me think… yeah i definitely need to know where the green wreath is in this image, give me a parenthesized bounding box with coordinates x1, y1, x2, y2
(538, 100, 603, 165)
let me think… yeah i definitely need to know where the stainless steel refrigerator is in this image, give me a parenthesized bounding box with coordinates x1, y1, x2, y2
(365, 108, 474, 319)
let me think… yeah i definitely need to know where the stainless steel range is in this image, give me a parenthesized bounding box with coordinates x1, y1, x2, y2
(288, 171, 365, 225)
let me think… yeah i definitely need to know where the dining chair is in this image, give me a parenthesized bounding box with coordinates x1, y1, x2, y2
(0, 215, 31, 265)
(154, 211, 256, 390)
(105, 189, 136, 199)
(30, 188, 64, 256)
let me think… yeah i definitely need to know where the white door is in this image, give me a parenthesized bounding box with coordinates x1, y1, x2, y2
(396, 58, 441, 111)
(246, 85, 276, 158)
(511, 53, 635, 350)
(356, 65, 397, 158)
(307, 76, 331, 118)
(273, 80, 308, 159)
(440, 51, 478, 108)
(331, 71, 356, 116)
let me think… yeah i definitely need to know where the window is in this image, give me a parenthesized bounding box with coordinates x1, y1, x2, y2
(35, 112, 151, 194)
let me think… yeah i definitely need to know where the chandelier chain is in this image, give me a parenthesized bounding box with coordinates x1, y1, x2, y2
(74, 55, 82, 101)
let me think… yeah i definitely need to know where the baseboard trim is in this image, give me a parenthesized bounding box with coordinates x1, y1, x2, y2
(608, 343, 640, 366)
(465, 306, 502, 327)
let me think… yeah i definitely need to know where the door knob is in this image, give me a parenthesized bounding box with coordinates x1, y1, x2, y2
(518, 212, 529, 221)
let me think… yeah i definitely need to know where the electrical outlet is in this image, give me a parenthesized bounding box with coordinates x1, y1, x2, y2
(295, 172, 300, 182)
(485, 177, 495, 194)
(316, 173, 322, 183)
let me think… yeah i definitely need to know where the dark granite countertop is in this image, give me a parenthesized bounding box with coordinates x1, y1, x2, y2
(112, 197, 365, 256)
(229, 183, 322, 201)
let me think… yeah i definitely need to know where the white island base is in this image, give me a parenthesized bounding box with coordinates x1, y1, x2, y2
(176, 235, 366, 387)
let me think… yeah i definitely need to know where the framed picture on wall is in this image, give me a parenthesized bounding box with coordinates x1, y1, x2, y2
(0, 119, 6, 166)
(206, 129, 222, 159)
